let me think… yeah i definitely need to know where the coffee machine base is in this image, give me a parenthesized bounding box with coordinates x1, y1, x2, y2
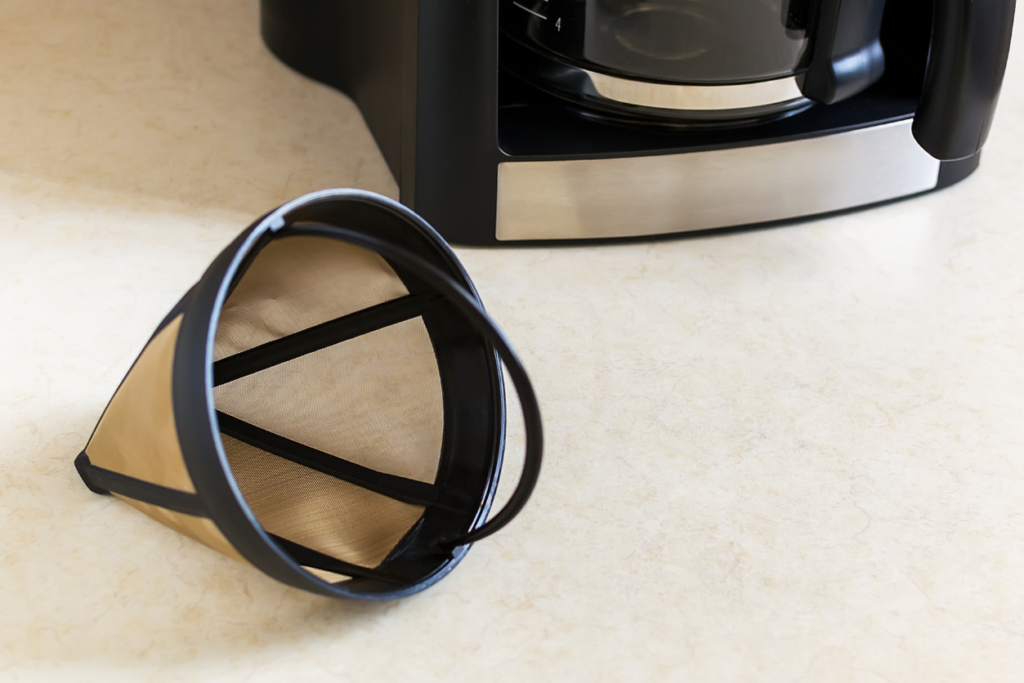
(494, 118, 978, 241)
(260, 0, 979, 246)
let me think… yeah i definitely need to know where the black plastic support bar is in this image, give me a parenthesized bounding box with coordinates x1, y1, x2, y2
(212, 292, 445, 387)
(268, 534, 406, 584)
(215, 411, 471, 512)
(912, 0, 1016, 160)
(74, 453, 207, 517)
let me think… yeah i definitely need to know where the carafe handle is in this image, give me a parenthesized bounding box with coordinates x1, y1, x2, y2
(912, 0, 1016, 160)
(802, 0, 888, 104)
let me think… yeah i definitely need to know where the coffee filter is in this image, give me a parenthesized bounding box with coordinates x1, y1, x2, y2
(74, 189, 542, 600)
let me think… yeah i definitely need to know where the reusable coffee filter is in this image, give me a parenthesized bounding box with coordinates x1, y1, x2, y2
(74, 189, 542, 599)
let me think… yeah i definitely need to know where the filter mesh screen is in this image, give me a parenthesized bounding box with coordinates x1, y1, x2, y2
(221, 435, 426, 568)
(215, 235, 410, 360)
(214, 320, 444, 483)
(212, 235, 445, 576)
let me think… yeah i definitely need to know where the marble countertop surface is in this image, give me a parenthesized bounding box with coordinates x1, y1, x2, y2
(3, 1, 1024, 681)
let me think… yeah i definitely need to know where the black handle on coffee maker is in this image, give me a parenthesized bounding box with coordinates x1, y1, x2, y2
(805, 0, 1015, 160)
(802, 0, 888, 104)
(912, 0, 1016, 160)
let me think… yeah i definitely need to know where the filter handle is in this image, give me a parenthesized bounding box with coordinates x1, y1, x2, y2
(319, 226, 544, 552)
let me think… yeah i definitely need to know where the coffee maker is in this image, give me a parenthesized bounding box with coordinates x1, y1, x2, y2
(260, 0, 1014, 246)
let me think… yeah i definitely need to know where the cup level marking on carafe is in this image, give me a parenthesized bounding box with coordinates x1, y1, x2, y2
(513, 1, 548, 21)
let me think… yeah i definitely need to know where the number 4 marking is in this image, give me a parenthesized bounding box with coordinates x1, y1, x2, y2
(556, 17, 562, 31)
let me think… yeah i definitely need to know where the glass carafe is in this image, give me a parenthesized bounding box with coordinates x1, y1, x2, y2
(500, 0, 887, 124)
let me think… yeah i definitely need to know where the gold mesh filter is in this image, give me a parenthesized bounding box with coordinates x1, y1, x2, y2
(74, 190, 543, 599)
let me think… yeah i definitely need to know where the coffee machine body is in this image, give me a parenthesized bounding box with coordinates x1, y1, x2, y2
(260, 0, 1014, 246)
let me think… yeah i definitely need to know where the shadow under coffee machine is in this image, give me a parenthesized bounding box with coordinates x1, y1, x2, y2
(259, 0, 1015, 245)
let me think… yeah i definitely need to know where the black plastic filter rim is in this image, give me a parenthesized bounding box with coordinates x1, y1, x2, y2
(171, 189, 541, 600)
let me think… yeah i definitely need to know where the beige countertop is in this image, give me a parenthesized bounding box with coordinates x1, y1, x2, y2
(3, 1, 1024, 681)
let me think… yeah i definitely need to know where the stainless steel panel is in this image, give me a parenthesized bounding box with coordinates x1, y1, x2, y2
(495, 120, 941, 241)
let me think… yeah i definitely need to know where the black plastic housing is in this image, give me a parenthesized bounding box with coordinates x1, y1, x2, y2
(259, 0, 1005, 246)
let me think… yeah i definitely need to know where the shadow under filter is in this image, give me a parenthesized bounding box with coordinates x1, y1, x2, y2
(74, 189, 543, 599)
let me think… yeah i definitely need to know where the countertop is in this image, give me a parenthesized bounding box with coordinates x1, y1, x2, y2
(3, 1, 1024, 681)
